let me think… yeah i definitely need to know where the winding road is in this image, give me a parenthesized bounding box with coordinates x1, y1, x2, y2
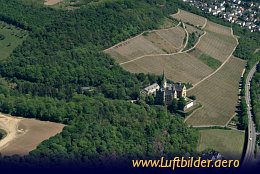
(243, 61, 259, 167)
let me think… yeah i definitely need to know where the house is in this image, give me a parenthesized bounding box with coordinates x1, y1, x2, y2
(143, 83, 160, 95)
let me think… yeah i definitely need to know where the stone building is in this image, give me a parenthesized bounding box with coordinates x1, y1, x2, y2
(155, 72, 186, 105)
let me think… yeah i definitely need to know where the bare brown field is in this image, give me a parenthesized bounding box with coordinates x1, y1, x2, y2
(122, 53, 214, 84)
(105, 35, 165, 63)
(105, 26, 185, 63)
(186, 57, 246, 126)
(155, 26, 185, 50)
(144, 32, 177, 53)
(171, 9, 206, 28)
(0, 114, 64, 156)
(44, 0, 62, 5)
(204, 21, 232, 36)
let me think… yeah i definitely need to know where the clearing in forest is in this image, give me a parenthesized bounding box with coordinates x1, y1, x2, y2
(106, 10, 245, 126)
(0, 22, 28, 61)
(0, 113, 64, 156)
(106, 9, 237, 85)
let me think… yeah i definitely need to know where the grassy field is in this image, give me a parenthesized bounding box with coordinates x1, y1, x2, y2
(186, 57, 246, 126)
(0, 22, 28, 61)
(189, 49, 222, 70)
(197, 54, 221, 70)
(171, 9, 206, 28)
(198, 129, 245, 160)
(121, 53, 214, 85)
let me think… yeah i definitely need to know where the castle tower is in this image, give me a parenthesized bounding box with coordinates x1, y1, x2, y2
(162, 70, 167, 89)
(182, 85, 187, 98)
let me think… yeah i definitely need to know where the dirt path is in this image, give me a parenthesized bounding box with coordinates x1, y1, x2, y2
(0, 114, 22, 151)
(44, 0, 62, 6)
(202, 18, 208, 29)
(119, 21, 207, 66)
(183, 31, 207, 53)
(178, 23, 189, 52)
(254, 48, 260, 54)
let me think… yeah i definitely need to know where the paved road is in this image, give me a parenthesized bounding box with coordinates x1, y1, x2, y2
(243, 62, 259, 167)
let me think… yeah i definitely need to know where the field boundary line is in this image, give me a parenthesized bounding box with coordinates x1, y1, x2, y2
(183, 31, 207, 53)
(187, 27, 239, 92)
(178, 23, 189, 52)
(225, 113, 237, 127)
(119, 51, 182, 65)
(190, 125, 226, 128)
(254, 48, 260, 54)
(104, 22, 182, 52)
(184, 105, 204, 122)
(120, 22, 207, 65)
(202, 18, 208, 29)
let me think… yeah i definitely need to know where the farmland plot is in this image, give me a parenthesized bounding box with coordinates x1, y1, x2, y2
(193, 20, 238, 62)
(144, 32, 178, 54)
(195, 30, 237, 62)
(155, 26, 185, 50)
(198, 129, 245, 159)
(105, 26, 185, 64)
(122, 53, 214, 84)
(186, 57, 246, 126)
(171, 9, 206, 28)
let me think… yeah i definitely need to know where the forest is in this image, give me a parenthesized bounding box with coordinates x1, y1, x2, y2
(0, 0, 198, 166)
(0, 0, 258, 167)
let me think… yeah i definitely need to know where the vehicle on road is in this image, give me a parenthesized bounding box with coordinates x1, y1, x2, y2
(249, 138, 252, 141)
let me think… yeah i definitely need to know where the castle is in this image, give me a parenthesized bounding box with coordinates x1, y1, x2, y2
(143, 72, 187, 105)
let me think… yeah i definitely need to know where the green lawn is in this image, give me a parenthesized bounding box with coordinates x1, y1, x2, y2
(0, 22, 28, 61)
(197, 53, 222, 70)
(198, 129, 245, 160)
